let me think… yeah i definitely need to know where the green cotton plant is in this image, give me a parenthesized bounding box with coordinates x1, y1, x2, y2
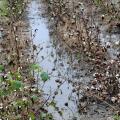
(9, 80, 23, 91)
(29, 112, 36, 120)
(40, 72, 50, 82)
(30, 63, 42, 72)
(30, 63, 50, 82)
(5, 70, 23, 92)
(9, 71, 22, 81)
(31, 95, 38, 102)
(8, 0, 25, 20)
(0, 65, 24, 97)
(113, 115, 120, 120)
(0, 0, 25, 20)
(14, 0, 24, 14)
(0, 0, 9, 17)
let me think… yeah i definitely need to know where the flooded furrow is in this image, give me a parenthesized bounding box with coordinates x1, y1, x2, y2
(27, 0, 80, 119)
(0, 0, 119, 119)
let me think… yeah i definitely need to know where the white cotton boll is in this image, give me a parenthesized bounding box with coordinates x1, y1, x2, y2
(107, 117, 114, 120)
(23, 97, 27, 101)
(106, 71, 109, 76)
(115, 41, 120, 46)
(101, 15, 105, 20)
(83, 42, 86, 45)
(91, 86, 96, 90)
(110, 59, 115, 64)
(118, 93, 120, 99)
(118, 78, 120, 83)
(106, 42, 111, 48)
(0, 103, 3, 109)
(111, 97, 117, 103)
(116, 74, 119, 78)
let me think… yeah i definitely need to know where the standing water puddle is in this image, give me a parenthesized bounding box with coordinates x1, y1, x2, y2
(28, 0, 80, 119)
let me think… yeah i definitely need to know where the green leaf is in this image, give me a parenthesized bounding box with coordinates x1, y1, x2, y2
(10, 80, 23, 91)
(0, 89, 4, 97)
(29, 112, 35, 120)
(10, 71, 21, 81)
(30, 64, 42, 72)
(0, 77, 3, 82)
(0, 65, 4, 72)
(94, 0, 101, 5)
(0, 0, 9, 17)
(0, 89, 8, 97)
(113, 115, 120, 120)
(31, 95, 38, 101)
(40, 72, 50, 82)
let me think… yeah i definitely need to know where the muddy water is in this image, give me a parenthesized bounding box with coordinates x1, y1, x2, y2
(27, 0, 80, 120)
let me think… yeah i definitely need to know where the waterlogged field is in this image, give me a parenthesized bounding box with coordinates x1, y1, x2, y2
(0, 0, 120, 120)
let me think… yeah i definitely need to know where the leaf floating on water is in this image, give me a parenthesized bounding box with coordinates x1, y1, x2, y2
(30, 63, 42, 72)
